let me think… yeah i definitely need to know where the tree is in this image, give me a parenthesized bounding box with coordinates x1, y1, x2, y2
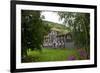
(58, 12, 90, 58)
(21, 10, 50, 58)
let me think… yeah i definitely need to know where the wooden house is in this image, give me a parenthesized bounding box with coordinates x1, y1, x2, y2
(43, 27, 74, 49)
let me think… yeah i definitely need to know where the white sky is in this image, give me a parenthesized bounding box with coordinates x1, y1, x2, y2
(41, 11, 64, 24)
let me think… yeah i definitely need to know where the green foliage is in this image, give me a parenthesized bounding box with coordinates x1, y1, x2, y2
(43, 21, 70, 35)
(58, 12, 90, 58)
(21, 10, 50, 57)
(44, 21, 70, 31)
(22, 48, 83, 62)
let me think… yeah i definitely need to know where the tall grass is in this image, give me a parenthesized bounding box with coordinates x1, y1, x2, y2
(22, 48, 86, 63)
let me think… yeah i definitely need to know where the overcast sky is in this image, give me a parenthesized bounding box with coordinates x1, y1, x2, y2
(41, 11, 64, 24)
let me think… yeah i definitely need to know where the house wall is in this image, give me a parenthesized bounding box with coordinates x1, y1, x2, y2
(65, 41, 75, 49)
(43, 30, 75, 49)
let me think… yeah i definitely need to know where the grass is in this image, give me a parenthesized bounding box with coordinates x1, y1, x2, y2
(22, 48, 83, 63)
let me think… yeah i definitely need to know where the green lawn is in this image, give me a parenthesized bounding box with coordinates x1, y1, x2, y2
(22, 48, 83, 63)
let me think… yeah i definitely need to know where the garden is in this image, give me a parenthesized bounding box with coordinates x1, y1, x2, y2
(21, 10, 90, 63)
(22, 48, 88, 62)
